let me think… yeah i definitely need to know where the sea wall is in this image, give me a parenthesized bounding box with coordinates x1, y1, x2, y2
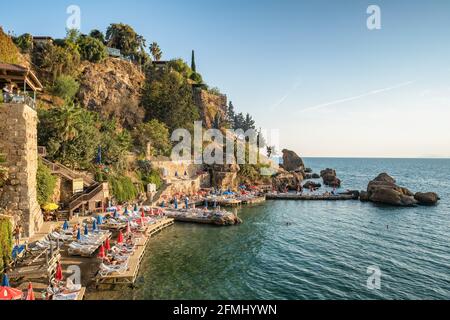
(0, 103, 42, 236)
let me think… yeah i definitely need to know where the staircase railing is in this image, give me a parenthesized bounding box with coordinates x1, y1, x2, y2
(40, 157, 96, 186)
(69, 183, 105, 213)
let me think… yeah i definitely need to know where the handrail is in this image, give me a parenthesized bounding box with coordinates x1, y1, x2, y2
(69, 183, 105, 211)
(40, 157, 96, 186)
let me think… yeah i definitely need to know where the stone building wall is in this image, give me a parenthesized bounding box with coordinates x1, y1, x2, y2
(0, 103, 42, 236)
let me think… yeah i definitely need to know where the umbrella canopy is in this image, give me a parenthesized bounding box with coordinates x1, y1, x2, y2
(26, 282, 35, 301)
(114, 209, 119, 219)
(1, 274, 10, 287)
(63, 221, 69, 231)
(134, 204, 138, 212)
(124, 208, 129, 215)
(97, 215, 103, 225)
(185, 198, 189, 208)
(204, 200, 208, 209)
(92, 220, 98, 232)
(161, 201, 165, 208)
(117, 231, 124, 244)
(77, 228, 81, 240)
(98, 244, 105, 259)
(213, 201, 217, 208)
(84, 224, 89, 235)
(55, 263, 63, 282)
(174, 198, 178, 209)
(105, 238, 111, 251)
(141, 209, 145, 218)
(0, 286, 23, 300)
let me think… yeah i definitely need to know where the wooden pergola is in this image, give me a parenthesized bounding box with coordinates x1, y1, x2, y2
(0, 63, 43, 102)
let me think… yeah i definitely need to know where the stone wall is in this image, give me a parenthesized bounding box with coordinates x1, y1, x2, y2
(0, 103, 42, 236)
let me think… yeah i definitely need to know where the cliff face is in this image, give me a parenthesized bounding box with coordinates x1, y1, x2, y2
(77, 58, 146, 128)
(193, 89, 227, 128)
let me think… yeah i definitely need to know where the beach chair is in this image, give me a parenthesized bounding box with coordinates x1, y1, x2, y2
(99, 262, 129, 277)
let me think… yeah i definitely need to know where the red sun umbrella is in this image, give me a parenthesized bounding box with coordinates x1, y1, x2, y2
(55, 262, 63, 282)
(26, 282, 35, 301)
(141, 209, 145, 218)
(98, 244, 106, 259)
(105, 238, 111, 251)
(0, 286, 23, 300)
(117, 231, 124, 244)
(126, 222, 131, 234)
(140, 217, 145, 226)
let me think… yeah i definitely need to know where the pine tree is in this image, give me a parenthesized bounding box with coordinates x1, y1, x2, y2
(191, 50, 196, 72)
(227, 101, 236, 128)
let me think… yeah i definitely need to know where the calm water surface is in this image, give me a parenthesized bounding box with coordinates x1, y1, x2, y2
(88, 158, 450, 300)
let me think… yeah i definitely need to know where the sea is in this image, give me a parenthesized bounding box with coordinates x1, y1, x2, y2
(87, 158, 450, 300)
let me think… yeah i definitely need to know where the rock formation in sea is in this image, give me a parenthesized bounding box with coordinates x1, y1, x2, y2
(303, 181, 322, 189)
(362, 173, 440, 206)
(272, 169, 304, 192)
(281, 149, 305, 172)
(320, 168, 341, 188)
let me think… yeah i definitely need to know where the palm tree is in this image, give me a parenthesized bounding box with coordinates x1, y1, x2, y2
(54, 104, 83, 161)
(149, 42, 162, 61)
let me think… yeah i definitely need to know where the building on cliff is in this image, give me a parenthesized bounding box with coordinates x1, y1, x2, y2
(0, 63, 43, 236)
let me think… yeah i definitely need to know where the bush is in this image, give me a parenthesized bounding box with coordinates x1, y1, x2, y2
(0, 217, 12, 272)
(132, 119, 171, 157)
(137, 160, 163, 189)
(108, 175, 139, 203)
(0, 27, 21, 64)
(14, 33, 33, 53)
(78, 36, 108, 63)
(52, 75, 80, 102)
(36, 159, 57, 206)
(189, 72, 203, 84)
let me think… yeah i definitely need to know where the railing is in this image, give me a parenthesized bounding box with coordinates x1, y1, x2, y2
(40, 157, 96, 187)
(2, 93, 36, 110)
(69, 183, 105, 213)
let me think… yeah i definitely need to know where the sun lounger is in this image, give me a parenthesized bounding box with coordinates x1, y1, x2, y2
(99, 262, 129, 277)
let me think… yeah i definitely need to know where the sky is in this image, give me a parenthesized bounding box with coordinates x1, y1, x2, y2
(1, 0, 450, 158)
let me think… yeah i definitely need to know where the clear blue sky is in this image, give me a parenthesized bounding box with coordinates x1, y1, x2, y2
(2, 0, 450, 157)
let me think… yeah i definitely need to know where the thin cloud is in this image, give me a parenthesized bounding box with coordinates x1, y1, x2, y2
(298, 80, 416, 114)
(270, 81, 302, 110)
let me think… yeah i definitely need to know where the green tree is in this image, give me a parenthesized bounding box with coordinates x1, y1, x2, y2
(105, 23, 146, 59)
(132, 119, 171, 156)
(234, 112, 245, 130)
(189, 72, 203, 84)
(226, 101, 236, 128)
(38, 104, 101, 169)
(78, 36, 108, 62)
(149, 42, 162, 61)
(99, 120, 132, 170)
(14, 33, 33, 53)
(142, 70, 200, 132)
(168, 59, 193, 79)
(52, 75, 80, 102)
(191, 50, 196, 72)
(36, 159, 57, 206)
(89, 29, 105, 43)
(243, 113, 256, 131)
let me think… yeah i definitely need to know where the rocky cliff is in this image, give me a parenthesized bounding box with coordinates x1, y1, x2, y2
(193, 88, 227, 128)
(77, 58, 146, 128)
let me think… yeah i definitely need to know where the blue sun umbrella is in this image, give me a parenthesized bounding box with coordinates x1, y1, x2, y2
(124, 208, 129, 215)
(114, 209, 119, 219)
(213, 200, 217, 208)
(134, 204, 138, 212)
(174, 198, 178, 210)
(204, 200, 208, 209)
(161, 201, 165, 208)
(92, 220, 98, 232)
(185, 198, 189, 209)
(97, 215, 103, 225)
(84, 224, 89, 236)
(1, 274, 10, 287)
(77, 229, 81, 240)
(63, 221, 69, 231)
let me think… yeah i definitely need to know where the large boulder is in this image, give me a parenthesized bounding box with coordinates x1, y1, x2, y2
(272, 169, 303, 192)
(414, 192, 440, 206)
(303, 181, 322, 189)
(281, 149, 305, 172)
(366, 173, 418, 207)
(320, 168, 341, 188)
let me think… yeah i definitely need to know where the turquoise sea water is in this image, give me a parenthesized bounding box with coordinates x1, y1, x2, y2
(92, 158, 450, 300)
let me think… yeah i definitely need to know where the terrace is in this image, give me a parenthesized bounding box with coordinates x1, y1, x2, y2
(0, 63, 43, 110)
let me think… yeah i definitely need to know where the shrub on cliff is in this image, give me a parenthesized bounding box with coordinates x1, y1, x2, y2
(108, 175, 139, 203)
(136, 160, 162, 190)
(132, 119, 171, 157)
(36, 160, 57, 206)
(0, 216, 12, 272)
(0, 27, 21, 64)
(78, 36, 108, 63)
(14, 33, 33, 53)
(52, 75, 80, 102)
(142, 70, 200, 132)
(106, 23, 146, 60)
(99, 120, 132, 171)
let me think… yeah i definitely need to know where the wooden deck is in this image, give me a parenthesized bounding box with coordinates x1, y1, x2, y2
(266, 193, 359, 201)
(95, 218, 174, 287)
(240, 196, 266, 205)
